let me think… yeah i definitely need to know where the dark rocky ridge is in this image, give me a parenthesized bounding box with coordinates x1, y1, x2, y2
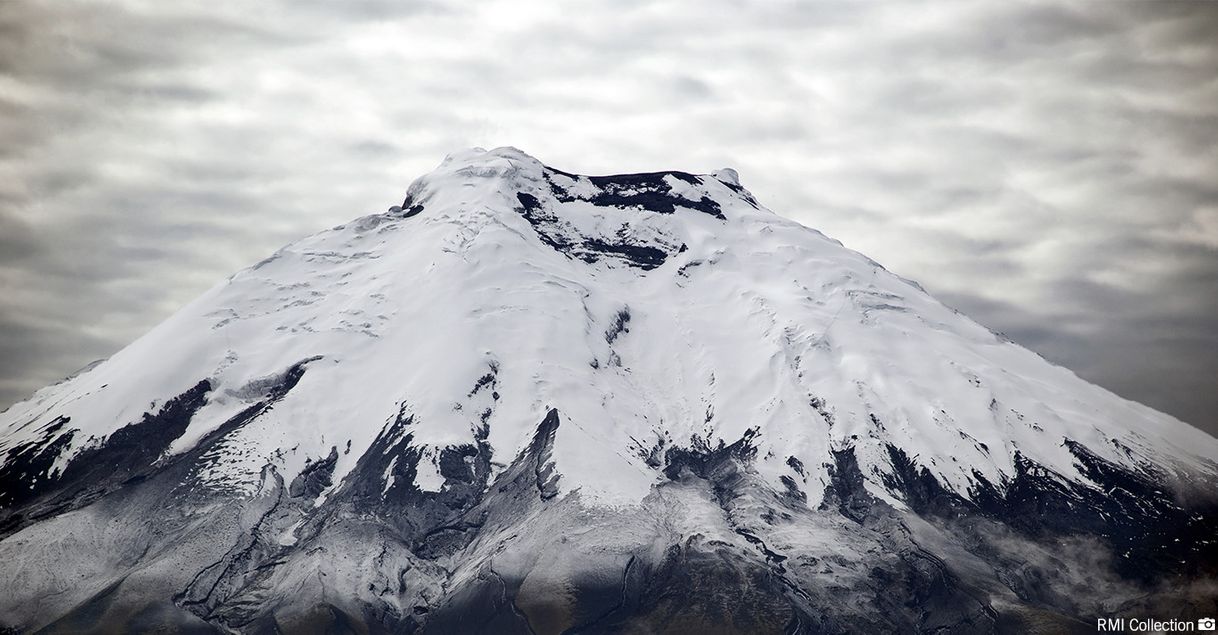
(546, 168, 726, 219)
(0, 381, 212, 536)
(512, 166, 730, 271)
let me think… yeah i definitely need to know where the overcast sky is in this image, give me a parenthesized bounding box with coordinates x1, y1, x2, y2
(2, 0, 1216, 436)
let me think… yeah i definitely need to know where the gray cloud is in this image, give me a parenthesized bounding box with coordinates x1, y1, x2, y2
(1, 0, 1215, 438)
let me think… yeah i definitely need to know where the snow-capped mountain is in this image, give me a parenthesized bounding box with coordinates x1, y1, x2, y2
(1, 147, 1215, 634)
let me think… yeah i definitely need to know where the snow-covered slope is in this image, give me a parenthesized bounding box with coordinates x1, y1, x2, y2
(2, 147, 1216, 634)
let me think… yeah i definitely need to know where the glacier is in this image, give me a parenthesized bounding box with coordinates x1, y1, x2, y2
(1, 147, 1215, 633)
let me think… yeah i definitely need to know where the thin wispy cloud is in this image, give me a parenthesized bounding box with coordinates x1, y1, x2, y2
(1, 0, 1215, 433)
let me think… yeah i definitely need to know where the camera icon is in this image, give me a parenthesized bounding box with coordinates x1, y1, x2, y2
(1199, 617, 1216, 631)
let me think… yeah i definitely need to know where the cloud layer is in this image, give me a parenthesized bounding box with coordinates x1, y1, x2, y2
(2, 0, 1216, 434)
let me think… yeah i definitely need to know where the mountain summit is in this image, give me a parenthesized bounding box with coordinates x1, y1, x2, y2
(2, 147, 1216, 633)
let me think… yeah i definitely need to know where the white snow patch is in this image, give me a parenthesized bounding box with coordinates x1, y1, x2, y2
(414, 451, 445, 493)
(382, 455, 398, 495)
